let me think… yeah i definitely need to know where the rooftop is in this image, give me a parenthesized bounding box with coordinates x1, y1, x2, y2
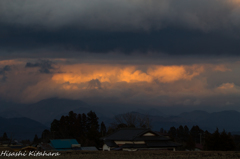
(102, 128, 169, 141)
(102, 128, 152, 141)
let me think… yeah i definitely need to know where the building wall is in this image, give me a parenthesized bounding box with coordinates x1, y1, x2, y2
(114, 141, 145, 145)
(103, 144, 110, 151)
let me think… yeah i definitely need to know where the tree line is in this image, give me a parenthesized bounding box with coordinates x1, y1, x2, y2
(38, 111, 151, 146)
(28, 111, 240, 150)
(167, 125, 236, 151)
(39, 110, 106, 147)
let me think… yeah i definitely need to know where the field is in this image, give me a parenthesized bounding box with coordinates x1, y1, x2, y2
(1, 151, 240, 159)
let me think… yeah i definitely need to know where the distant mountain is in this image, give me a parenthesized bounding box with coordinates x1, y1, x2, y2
(1, 98, 240, 133)
(135, 108, 166, 117)
(0, 117, 48, 140)
(179, 110, 210, 122)
(102, 110, 240, 133)
(0, 110, 23, 118)
(0, 99, 21, 112)
(18, 98, 90, 125)
(198, 110, 240, 132)
(0, 98, 123, 127)
(152, 110, 240, 132)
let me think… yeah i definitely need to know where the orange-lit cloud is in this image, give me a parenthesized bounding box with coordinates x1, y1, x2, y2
(0, 59, 239, 107)
(0, 59, 24, 66)
(212, 65, 232, 72)
(147, 65, 204, 83)
(215, 83, 240, 96)
(229, 0, 240, 5)
(52, 64, 204, 86)
(218, 83, 235, 89)
(52, 64, 153, 84)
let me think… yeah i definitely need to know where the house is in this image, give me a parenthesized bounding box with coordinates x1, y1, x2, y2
(101, 128, 182, 151)
(50, 139, 81, 151)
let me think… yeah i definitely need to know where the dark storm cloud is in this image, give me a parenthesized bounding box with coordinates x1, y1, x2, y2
(0, 65, 11, 82)
(88, 79, 102, 89)
(0, 65, 11, 74)
(25, 60, 54, 74)
(1, 0, 240, 58)
(1, 25, 240, 57)
(0, 0, 239, 31)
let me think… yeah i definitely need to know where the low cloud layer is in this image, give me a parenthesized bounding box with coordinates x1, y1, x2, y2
(51, 64, 204, 84)
(0, 59, 239, 111)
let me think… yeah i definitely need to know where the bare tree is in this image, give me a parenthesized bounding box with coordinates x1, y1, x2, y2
(111, 112, 152, 129)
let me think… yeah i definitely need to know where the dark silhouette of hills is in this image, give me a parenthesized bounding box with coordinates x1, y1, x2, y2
(0, 110, 23, 118)
(0, 98, 121, 127)
(18, 98, 90, 125)
(1, 98, 240, 137)
(0, 116, 48, 140)
(135, 108, 166, 117)
(149, 110, 240, 132)
(107, 110, 240, 132)
(198, 110, 240, 132)
(179, 110, 210, 122)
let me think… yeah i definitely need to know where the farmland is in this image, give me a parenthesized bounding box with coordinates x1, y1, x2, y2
(1, 151, 240, 159)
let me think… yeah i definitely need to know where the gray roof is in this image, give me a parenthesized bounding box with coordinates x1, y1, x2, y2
(102, 128, 163, 141)
(134, 136, 169, 141)
(102, 128, 169, 141)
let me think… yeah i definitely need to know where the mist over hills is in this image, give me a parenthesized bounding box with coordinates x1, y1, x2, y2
(1, 98, 240, 140)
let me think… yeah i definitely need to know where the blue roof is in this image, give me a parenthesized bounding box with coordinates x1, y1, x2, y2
(50, 139, 79, 149)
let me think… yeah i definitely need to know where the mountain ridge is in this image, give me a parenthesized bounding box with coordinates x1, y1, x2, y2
(0, 116, 48, 140)
(1, 98, 240, 135)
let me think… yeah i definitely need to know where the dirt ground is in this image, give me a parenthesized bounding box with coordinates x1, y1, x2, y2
(1, 151, 240, 159)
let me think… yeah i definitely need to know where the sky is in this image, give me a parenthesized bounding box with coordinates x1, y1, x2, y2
(1, 0, 240, 112)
